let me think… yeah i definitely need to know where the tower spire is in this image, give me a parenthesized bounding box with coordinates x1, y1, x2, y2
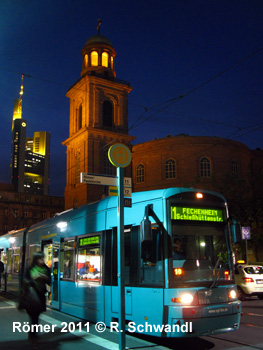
(19, 74, 24, 99)
(12, 75, 24, 130)
(97, 19, 102, 35)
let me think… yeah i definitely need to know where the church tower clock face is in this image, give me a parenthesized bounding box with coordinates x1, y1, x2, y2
(63, 23, 135, 209)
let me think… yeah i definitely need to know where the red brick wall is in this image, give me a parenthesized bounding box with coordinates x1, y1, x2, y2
(132, 136, 253, 201)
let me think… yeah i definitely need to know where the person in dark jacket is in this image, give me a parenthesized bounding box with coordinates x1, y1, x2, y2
(24, 252, 51, 343)
(0, 260, 4, 291)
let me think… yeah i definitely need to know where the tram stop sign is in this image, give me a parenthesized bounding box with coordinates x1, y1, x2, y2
(108, 143, 131, 168)
(242, 227, 251, 240)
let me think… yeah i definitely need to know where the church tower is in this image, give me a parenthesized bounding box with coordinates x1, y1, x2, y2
(63, 23, 135, 209)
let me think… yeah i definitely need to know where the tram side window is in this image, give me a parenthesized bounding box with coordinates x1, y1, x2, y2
(124, 226, 140, 286)
(0, 250, 5, 265)
(27, 245, 41, 268)
(60, 239, 75, 280)
(140, 226, 163, 286)
(12, 249, 20, 273)
(7, 249, 20, 274)
(6, 250, 11, 273)
(77, 235, 101, 283)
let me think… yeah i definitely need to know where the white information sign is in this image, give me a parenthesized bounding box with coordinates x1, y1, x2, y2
(80, 173, 117, 186)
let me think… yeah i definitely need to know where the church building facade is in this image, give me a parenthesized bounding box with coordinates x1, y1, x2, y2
(63, 28, 263, 217)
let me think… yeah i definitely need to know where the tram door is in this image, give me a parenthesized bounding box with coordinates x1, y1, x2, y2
(43, 240, 60, 310)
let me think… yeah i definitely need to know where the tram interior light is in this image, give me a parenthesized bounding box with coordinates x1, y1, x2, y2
(9, 237, 15, 244)
(196, 193, 203, 199)
(56, 221, 67, 229)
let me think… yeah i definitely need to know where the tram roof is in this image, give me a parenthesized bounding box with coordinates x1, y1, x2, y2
(1, 188, 226, 236)
(26, 187, 225, 231)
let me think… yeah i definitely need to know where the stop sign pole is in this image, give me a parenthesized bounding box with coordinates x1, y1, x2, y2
(108, 144, 132, 350)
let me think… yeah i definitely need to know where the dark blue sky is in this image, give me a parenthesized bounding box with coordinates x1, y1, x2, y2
(0, 0, 263, 197)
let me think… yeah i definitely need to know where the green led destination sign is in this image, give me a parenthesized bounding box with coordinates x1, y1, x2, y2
(80, 236, 100, 246)
(171, 206, 224, 222)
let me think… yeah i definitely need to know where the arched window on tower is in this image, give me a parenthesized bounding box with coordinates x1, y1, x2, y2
(84, 54, 88, 68)
(78, 104, 82, 130)
(136, 164, 145, 184)
(165, 159, 176, 179)
(76, 150, 81, 184)
(102, 52, 108, 67)
(200, 157, 211, 177)
(91, 51, 98, 66)
(103, 100, 113, 128)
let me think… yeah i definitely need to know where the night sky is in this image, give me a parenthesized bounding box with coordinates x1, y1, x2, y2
(1, 0, 263, 197)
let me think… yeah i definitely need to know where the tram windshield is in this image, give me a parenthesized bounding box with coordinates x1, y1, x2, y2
(170, 205, 232, 287)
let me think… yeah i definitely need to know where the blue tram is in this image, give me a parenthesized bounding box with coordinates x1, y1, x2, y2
(0, 188, 241, 337)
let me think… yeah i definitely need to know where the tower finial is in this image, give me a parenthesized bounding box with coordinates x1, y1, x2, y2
(97, 19, 102, 35)
(19, 74, 24, 99)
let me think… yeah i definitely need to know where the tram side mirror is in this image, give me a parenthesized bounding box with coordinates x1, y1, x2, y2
(140, 216, 152, 242)
(231, 218, 242, 243)
(140, 208, 154, 261)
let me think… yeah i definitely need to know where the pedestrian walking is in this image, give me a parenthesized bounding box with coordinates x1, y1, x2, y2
(0, 259, 4, 291)
(19, 252, 51, 345)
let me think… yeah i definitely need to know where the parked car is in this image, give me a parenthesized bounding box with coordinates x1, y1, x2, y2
(235, 262, 263, 301)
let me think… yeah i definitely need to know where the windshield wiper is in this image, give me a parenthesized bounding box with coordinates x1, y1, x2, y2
(209, 256, 221, 289)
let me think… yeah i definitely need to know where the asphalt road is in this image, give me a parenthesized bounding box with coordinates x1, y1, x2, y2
(138, 296, 263, 349)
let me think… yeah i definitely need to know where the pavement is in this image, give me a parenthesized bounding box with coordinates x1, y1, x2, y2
(0, 292, 170, 350)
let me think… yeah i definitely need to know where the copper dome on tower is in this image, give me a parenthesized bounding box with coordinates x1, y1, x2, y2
(80, 24, 116, 79)
(83, 34, 114, 48)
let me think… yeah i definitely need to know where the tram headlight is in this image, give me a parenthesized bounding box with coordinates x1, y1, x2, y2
(172, 293, 194, 305)
(181, 293, 194, 304)
(228, 289, 237, 300)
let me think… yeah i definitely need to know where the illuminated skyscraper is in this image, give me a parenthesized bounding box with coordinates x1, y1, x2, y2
(10, 77, 50, 195)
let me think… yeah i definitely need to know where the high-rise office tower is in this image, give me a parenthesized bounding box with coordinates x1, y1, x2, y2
(10, 76, 50, 195)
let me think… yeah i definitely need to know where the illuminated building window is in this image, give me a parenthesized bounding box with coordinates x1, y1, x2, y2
(102, 52, 108, 67)
(84, 54, 88, 67)
(91, 51, 98, 66)
(111, 56, 114, 69)
(200, 157, 211, 177)
(136, 164, 145, 183)
(102, 100, 113, 128)
(165, 159, 176, 179)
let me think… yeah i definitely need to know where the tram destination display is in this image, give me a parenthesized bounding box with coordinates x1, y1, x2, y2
(171, 206, 224, 222)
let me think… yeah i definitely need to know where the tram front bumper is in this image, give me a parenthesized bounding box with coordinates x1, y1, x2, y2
(167, 301, 241, 337)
